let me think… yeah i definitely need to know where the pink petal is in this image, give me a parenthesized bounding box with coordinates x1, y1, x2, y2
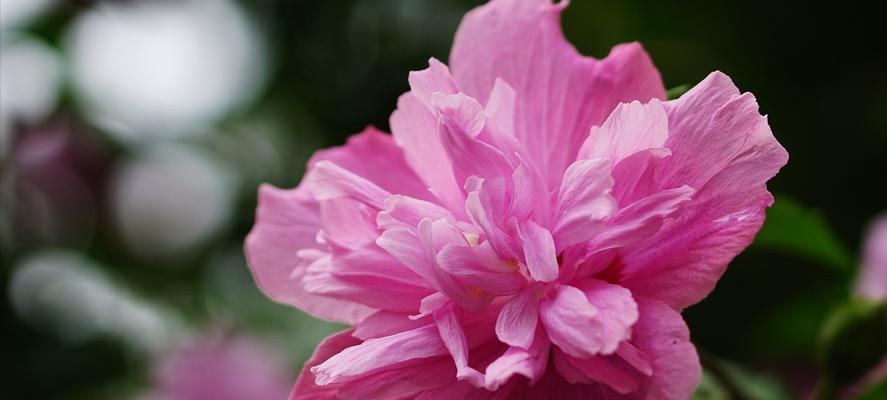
(318, 198, 378, 249)
(552, 348, 639, 394)
(464, 178, 522, 260)
(495, 283, 542, 349)
(377, 220, 488, 311)
(437, 241, 526, 296)
(484, 78, 517, 136)
(581, 99, 669, 166)
(292, 329, 361, 399)
(591, 185, 695, 252)
(610, 147, 671, 206)
(484, 327, 550, 390)
(630, 298, 701, 400)
(244, 184, 372, 324)
(302, 252, 431, 313)
(307, 161, 390, 210)
(390, 64, 463, 211)
(518, 220, 559, 282)
(335, 357, 457, 400)
(408, 57, 460, 105)
(311, 324, 448, 385)
(451, 0, 665, 187)
(435, 93, 515, 186)
(308, 127, 434, 202)
(376, 194, 453, 231)
(353, 311, 431, 341)
(552, 158, 617, 250)
(617, 72, 788, 309)
(540, 281, 637, 358)
(434, 304, 486, 387)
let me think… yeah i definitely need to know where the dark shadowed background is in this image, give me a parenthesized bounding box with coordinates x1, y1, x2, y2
(1, 0, 884, 398)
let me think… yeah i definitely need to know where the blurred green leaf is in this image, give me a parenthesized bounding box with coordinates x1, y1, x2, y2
(856, 378, 887, 400)
(667, 84, 690, 100)
(753, 195, 854, 274)
(697, 354, 794, 400)
(693, 369, 731, 400)
(819, 299, 887, 390)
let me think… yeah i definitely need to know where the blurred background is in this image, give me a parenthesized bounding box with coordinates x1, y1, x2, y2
(1, 0, 884, 399)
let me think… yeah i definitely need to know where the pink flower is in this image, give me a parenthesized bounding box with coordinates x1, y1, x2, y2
(245, 0, 787, 398)
(855, 215, 887, 301)
(143, 333, 292, 400)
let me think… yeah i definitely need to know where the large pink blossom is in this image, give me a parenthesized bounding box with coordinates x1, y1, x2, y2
(245, 0, 788, 398)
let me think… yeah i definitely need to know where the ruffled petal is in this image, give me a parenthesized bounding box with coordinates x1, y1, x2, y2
(245, 184, 373, 324)
(619, 72, 788, 309)
(540, 281, 637, 358)
(484, 326, 550, 390)
(451, 0, 665, 187)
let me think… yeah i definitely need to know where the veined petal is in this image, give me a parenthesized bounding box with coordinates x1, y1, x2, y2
(495, 283, 543, 349)
(311, 324, 448, 385)
(308, 161, 390, 210)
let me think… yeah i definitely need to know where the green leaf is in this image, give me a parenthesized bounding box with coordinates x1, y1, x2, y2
(856, 378, 887, 400)
(819, 299, 887, 389)
(697, 354, 793, 400)
(753, 195, 854, 274)
(692, 369, 730, 400)
(720, 362, 793, 400)
(666, 84, 690, 100)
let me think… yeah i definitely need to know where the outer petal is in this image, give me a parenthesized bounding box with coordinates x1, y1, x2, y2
(292, 329, 361, 399)
(619, 72, 788, 309)
(629, 298, 701, 400)
(311, 324, 448, 385)
(308, 127, 434, 202)
(245, 184, 372, 324)
(451, 0, 666, 187)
